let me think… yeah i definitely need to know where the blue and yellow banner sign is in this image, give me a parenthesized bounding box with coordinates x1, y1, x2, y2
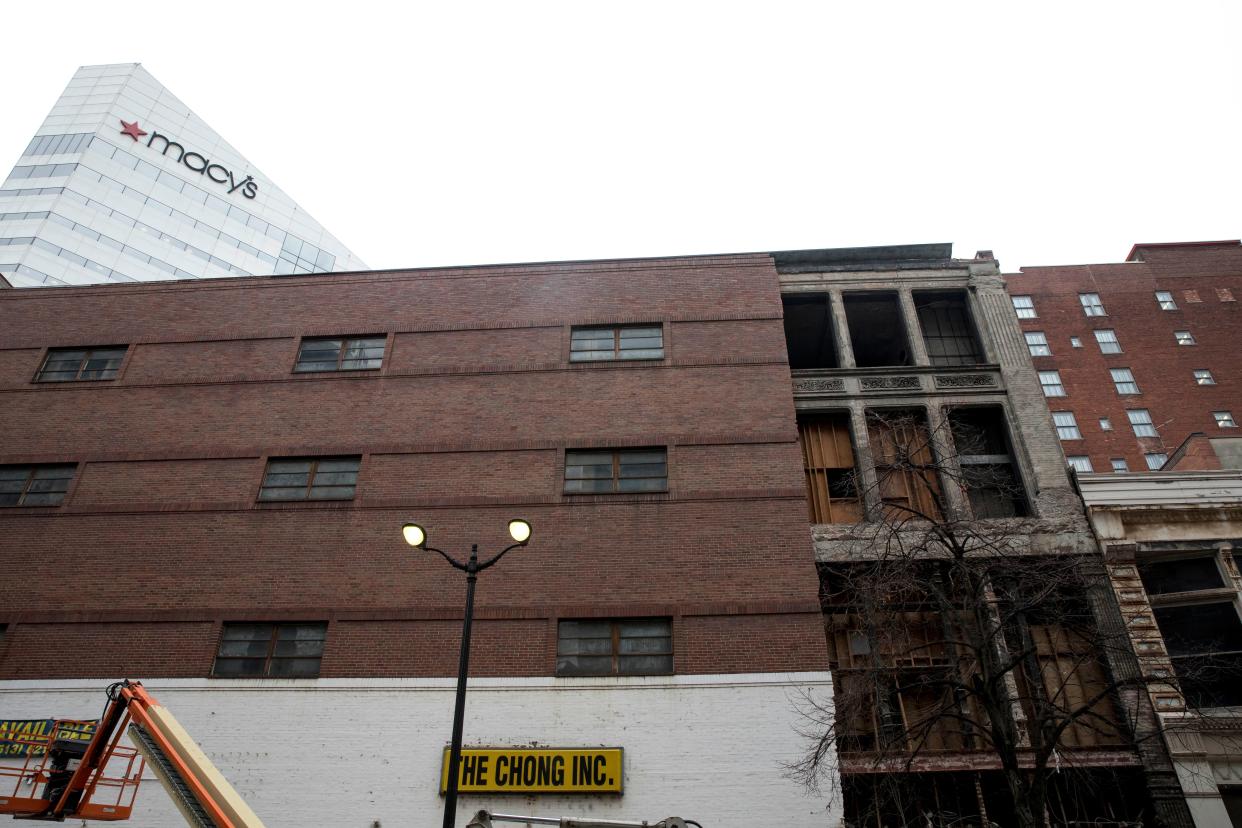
(0, 719, 96, 757)
(440, 747, 623, 794)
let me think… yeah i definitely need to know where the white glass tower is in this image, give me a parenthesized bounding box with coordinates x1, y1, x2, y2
(0, 64, 366, 288)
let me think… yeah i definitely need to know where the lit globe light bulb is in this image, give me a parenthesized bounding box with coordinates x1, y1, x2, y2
(508, 519, 532, 545)
(402, 523, 426, 549)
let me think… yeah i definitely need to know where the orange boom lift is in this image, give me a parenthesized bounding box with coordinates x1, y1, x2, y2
(0, 680, 264, 826)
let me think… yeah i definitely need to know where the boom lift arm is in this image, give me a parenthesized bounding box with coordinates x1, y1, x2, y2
(0, 680, 264, 827)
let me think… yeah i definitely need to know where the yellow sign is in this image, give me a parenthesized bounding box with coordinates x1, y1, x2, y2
(439, 747, 623, 794)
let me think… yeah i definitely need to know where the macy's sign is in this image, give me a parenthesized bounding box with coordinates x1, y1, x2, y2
(119, 119, 258, 199)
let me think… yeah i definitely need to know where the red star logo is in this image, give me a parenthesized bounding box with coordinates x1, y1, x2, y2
(119, 119, 148, 141)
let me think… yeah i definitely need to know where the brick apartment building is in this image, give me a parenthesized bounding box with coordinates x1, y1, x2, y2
(0, 254, 837, 826)
(1004, 240, 1242, 475)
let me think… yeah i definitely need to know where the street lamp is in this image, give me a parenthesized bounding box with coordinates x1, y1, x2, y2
(402, 519, 532, 828)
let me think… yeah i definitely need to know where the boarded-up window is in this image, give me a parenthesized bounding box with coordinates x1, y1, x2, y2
(798, 413, 860, 523)
(1020, 622, 1124, 747)
(866, 411, 943, 520)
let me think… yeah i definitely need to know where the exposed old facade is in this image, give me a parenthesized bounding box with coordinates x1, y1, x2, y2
(779, 244, 1192, 825)
(1080, 471, 1242, 827)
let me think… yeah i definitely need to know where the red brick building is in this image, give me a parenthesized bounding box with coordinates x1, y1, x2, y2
(0, 254, 835, 826)
(1005, 240, 1242, 474)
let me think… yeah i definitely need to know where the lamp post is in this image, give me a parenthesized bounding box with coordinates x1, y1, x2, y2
(402, 518, 532, 828)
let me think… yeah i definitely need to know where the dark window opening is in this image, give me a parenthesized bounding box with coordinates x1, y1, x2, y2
(914, 291, 984, 366)
(294, 336, 385, 372)
(570, 325, 664, 361)
(797, 412, 860, 524)
(866, 410, 943, 520)
(1139, 556, 1226, 595)
(556, 618, 672, 676)
(1152, 601, 1242, 708)
(782, 293, 838, 369)
(948, 408, 1028, 518)
(844, 293, 911, 367)
(212, 622, 326, 677)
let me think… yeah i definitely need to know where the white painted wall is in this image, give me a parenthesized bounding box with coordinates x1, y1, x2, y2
(1, 672, 840, 828)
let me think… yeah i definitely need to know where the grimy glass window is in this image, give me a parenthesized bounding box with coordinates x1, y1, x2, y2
(569, 325, 663, 362)
(0, 464, 75, 507)
(1145, 452, 1168, 470)
(1093, 329, 1121, 354)
(556, 618, 672, 676)
(1052, 411, 1081, 440)
(948, 407, 1028, 518)
(782, 294, 838, 369)
(1111, 458, 1129, 472)
(1111, 368, 1140, 395)
(294, 336, 385, 372)
(564, 449, 667, 493)
(1127, 409, 1157, 437)
(1156, 291, 1177, 311)
(212, 622, 327, 677)
(258, 456, 361, 501)
(36, 346, 126, 381)
(1194, 370, 1216, 385)
(913, 291, 984, 366)
(798, 413, 861, 524)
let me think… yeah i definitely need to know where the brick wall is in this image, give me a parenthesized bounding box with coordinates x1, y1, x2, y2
(1005, 241, 1242, 473)
(0, 254, 825, 680)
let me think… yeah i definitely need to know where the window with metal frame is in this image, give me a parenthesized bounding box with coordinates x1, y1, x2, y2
(1215, 411, 1237, 428)
(212, 622, 327, 677)
(1111, 458, 1129, 472)
(1138, 554, 1242, 708)
(1145, 452, 1168, 470)
(294, 336, 385, 372)
(1038, 370, 1066, 397)
(1052, 412, 1081, 440)
(1194, 370, 1216, 386)
(35, 346, 126, 382)
(1127, 410, 1157, 437)
(1069, 336, 1083, 348)
(258, 456, 361, 501)
(569, 325, 664, 362)
(1111, 368, 1140, 395)
(1024, 331, 1051, 357)
(1099, 417, 1113, 431)
(0, 464, 76, 506)
(1156, 291, 1177, 311)
(1174, 330, 1196, 346)
(1093, 329, 1121, 354)
(564, 448, 667, 493)
(1079, 293, 1106, 316)
(1066, 456, 1093, 473)
(556, 618, 673, 676)
(1011, 295, 1036, 319)
(913, 291, 984, 366)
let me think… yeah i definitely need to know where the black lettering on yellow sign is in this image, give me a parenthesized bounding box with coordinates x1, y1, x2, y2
(440, 747, 623, 794)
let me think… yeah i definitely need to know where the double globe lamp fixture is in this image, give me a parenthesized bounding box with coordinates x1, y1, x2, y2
(400, 517, 532, 828)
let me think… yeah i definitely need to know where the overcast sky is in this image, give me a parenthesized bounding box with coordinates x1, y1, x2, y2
(3, 1, 1238, 273)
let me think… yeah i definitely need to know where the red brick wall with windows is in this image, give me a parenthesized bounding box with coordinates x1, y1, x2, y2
(1005, 241, 1242, 473)
(0, 255, 827, 679)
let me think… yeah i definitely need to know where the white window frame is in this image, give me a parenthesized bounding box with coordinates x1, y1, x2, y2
(1070, 336, 1083, 348)
(1093, 329, 1121, 354)
(1066, 455, 1094, 473)
(1215, 411, 1237, 428)
(1127, 409, 1157, 437)
(1024, 331, 1051, 357)
(1052, 411, 1081, 440)
(1011, 295, 1036, 319)
(1155, 291, 1177, 311)
(1174, 330, 1196, 346)
(1038, 370, 1066, 397)
(1194, 370, 1216, 386)
(1145, 452, 1168, 470)
(1099, 417, 1112, 431)
(1111, 368, 1140, 395)
(1079, 293, 1106, 316)
(1110, 458, 1129, 472)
